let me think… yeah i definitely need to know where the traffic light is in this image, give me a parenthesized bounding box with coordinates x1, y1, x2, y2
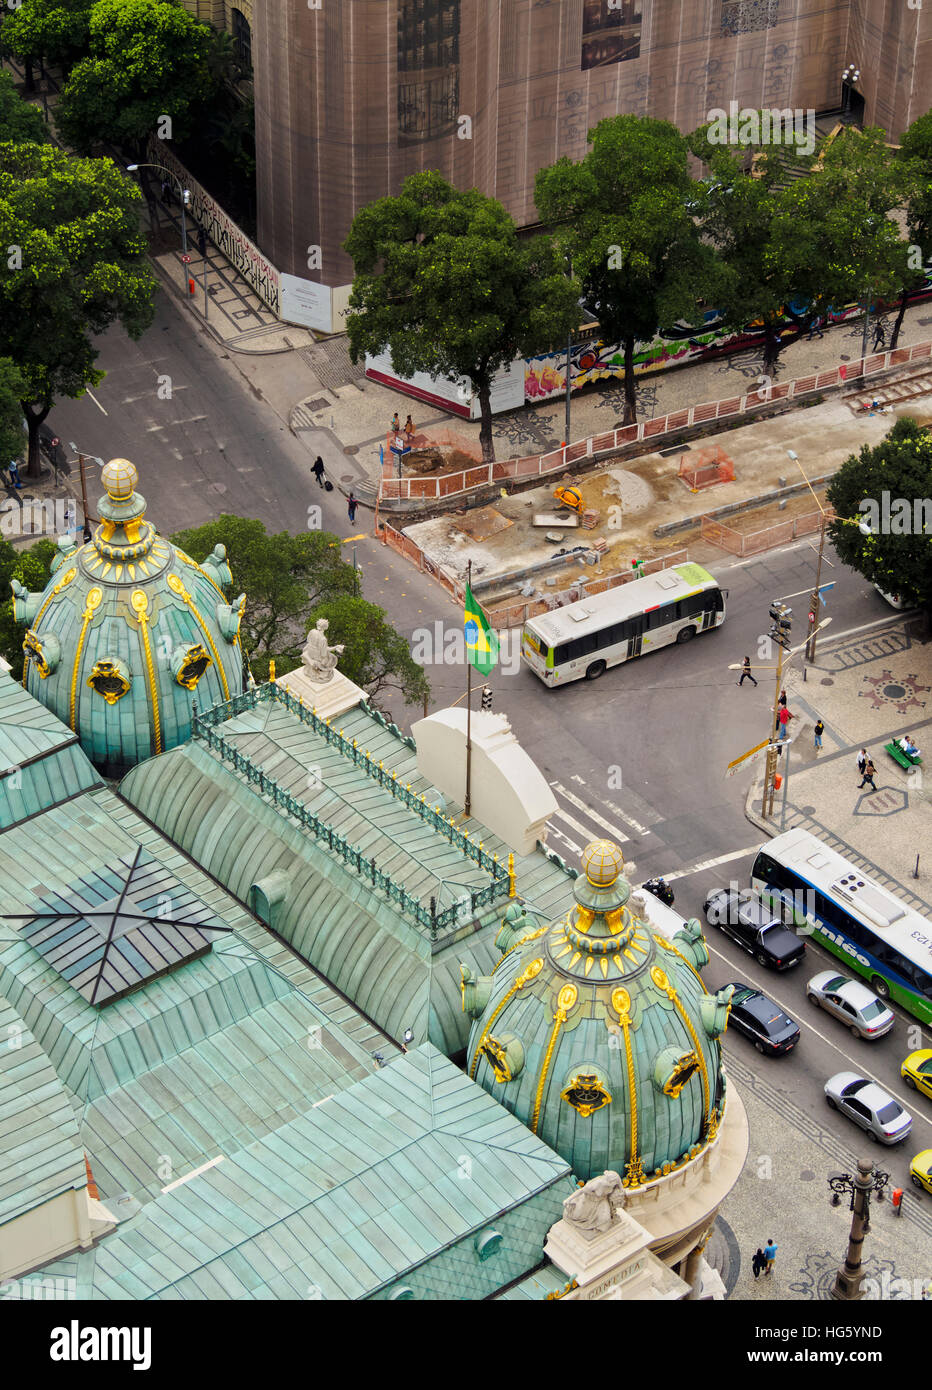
(768, 601, 792, 650)
(481, 686, 493, 711)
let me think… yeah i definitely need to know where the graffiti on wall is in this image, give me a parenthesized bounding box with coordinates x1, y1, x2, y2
(146, 139, 281, 316)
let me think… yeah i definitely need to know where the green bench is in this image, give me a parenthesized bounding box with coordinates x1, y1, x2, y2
(885, 741, 923, 773)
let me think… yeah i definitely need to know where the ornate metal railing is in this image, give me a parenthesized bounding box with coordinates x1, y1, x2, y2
(191, 685, 510, 938)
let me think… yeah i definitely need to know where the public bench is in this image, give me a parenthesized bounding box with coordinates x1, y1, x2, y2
(885, 741, 923, 772)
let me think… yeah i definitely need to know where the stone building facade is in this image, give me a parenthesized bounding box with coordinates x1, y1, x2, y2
(251, 0, 932, 292)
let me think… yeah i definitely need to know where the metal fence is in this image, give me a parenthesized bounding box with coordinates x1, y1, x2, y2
(700, 507, 831, 557)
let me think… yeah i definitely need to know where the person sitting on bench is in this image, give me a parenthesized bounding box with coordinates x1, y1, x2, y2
(899, 735, 920, 759)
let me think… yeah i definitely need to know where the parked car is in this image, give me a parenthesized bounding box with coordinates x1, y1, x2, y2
(901, 1049, 932, 1101)
(806, 971, 895, 1039)
(724, 983, 800, 1056)
(702, 888, 806, 970)
(910, 1149, 932, 1195)
(824, 1071, 913, 1144)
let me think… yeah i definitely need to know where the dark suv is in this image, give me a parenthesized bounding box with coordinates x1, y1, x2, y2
(703, 888, 806, 970)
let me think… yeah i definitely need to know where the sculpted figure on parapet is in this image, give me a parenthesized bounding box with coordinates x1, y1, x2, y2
(302, 618, 345, 684)
(563, 1170, 626, 1234)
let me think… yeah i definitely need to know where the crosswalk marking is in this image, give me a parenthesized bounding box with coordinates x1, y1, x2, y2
(550, 781, 631, 843)
(662, 845, 763, 883)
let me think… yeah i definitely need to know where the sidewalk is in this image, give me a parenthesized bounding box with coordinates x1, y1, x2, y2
(745, 613, 932, 913)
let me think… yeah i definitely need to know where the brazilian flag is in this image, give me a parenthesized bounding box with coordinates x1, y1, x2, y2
(464, 582, 498, 676)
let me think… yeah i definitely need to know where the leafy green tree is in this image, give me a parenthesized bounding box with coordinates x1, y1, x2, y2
(170, 515, 359, 667)
(826, 417, 932, 616)
(689, 123, 912, 376)
(344, 171, 580, 462)
(2, 0, 93, 82)
(55, 0, 213, 156)
(0, 71, 50, 145)
(0, 534, 56, 678)
(0, 357, 28, 464)
(307, 595, 431, 711)
(893, 112, 932, 348)
(536, 115, 715, 424)
(0, 141, 156, 478)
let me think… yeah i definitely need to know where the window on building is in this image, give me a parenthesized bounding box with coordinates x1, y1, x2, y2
(397, 1, 460, 142)
(232, 8, 251, 71)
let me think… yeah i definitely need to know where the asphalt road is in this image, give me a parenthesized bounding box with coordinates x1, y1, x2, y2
(43, 293, 932, 1185)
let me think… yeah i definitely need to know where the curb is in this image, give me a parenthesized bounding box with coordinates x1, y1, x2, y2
(148, 252, 306, 358)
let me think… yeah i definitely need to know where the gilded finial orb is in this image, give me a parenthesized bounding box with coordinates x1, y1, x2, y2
(100, 457, 138, 501)
(582, 838, 624, 888)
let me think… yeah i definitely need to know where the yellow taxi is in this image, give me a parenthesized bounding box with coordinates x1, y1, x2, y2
(910, 1149, 932, 1195)
(901, 1049, 932, 1100)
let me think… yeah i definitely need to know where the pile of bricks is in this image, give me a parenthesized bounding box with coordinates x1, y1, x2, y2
(581, 509, 600, 530)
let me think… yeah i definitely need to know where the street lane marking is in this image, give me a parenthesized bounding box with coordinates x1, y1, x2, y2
(550, 781, 631, 842)
(550, 803, 614, 845)
(663, 844, 762, 882)
(545, 823, 584, 857)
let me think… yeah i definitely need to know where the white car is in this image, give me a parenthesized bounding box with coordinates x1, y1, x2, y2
(806, 971, 895, 1039)
(824, 1072, 912, 1144)
(873, 585, 906, 609)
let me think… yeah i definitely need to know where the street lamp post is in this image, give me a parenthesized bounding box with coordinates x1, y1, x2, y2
(827, 1158, 888, 1300)
(126, 163, 190, 256)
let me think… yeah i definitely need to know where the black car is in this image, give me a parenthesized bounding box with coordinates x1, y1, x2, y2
(725, 983, 800, 1056)
(703, 888, 806, 970)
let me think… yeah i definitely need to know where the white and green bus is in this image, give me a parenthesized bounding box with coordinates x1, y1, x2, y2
(752, 828, 932, 1025)
(521, 562, 725, 685)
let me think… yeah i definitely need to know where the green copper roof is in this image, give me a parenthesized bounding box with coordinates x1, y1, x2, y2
(12, 460, 244, 777)
(120, 690, 581, 1054)
(0, 671, 102, 828)
(36, 1046, 574, 1299)
(0, 994, 86, 1225)
(465, 840, 729, 1184)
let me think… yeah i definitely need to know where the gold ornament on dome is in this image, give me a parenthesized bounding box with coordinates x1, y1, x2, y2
(561, 1072, 612, 1118)
(479, 1033, 524, 1083)
(662, 1051, 701, 1099)
(174, 643, 212, 690)
(22, 630, 52, 678)
(582, 838, 623, 887)
(87, 658, 131, 705)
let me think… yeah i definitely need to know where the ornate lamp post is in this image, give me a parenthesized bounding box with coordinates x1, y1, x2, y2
(827, 1157, 888, 1300)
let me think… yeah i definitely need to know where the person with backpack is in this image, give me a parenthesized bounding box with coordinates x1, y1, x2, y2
(312, 456, 326, 488)
(752, 1248, 766, 1279)
(347, 492, 358, 524)
(814, 719, 825, 750)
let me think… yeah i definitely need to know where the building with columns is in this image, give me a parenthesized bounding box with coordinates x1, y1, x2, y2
(250, 0, 932, 301)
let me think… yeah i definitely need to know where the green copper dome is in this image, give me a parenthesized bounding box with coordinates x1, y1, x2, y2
(12, 459, 246, 777)
(462, 840, 733, 1187)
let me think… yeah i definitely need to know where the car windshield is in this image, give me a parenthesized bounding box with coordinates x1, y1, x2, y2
(876, 1102, 902, 1124)
(843, 1078, 868, 1097)
(861, 1000, 888, 1021)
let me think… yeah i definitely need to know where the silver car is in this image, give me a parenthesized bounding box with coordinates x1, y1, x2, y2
(824, 1071, 912, 1144)
(807, 972, 895, 1039)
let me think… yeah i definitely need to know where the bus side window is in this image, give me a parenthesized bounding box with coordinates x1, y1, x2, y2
(711, 588, 725, 613)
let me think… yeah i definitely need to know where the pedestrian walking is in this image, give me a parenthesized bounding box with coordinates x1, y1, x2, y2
(752, 1248, 766, 1280)
(778, 706, 793, 740)
(312, 456, 326, 487)
(778, 689, 787, 709)
(807, 315, 824, 340)
(857, 748, 867, 777)
(738, 656, 757, 687)
(814, 719, 825, 750)
(390, 413, 400, 434)
(404, 414, 414, 438)
(347, 492, 358, 523)
(8, 458, 22, 489)
(872, 322, 886, 353)
(763, 1239, 778, 1275)
(858, 758, 877, 792)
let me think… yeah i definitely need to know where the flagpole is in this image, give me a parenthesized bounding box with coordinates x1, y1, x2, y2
(465, 560, 472, 816)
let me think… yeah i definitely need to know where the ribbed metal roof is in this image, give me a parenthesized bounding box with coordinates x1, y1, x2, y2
(0, 671, 102, 829)
(35, 1046, 573, 1299)
(0, 995, 86, 1225)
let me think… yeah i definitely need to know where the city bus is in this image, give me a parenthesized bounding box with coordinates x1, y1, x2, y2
(521, 562, 725, 685)
(751, 828, 932, 1025)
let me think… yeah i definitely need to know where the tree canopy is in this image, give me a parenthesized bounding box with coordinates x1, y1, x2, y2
(306, 595, 430, 711)
(536, 115, 713, 422)
(0, 357, 28, 465)
(826, 416, 932, 613)
(54, 0, 214, 155)
(344, 171, 580, 461)
(0, 70, 50, 145)
(2, 0, 93, 79)
(0, 535, 55, 679)
(0, 140, 156, 476)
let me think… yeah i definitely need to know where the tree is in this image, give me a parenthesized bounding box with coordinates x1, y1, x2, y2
(0, 357, 28, 465)
(0, 534, 56, 679)
(826, 417, 932, 616)
(2, 0, 93, 84)
(689, 123, 912, 376)
(893, 112, 932, 349)
(307, 595, 431, 711)
(0, 141, 156, 478)
(0, 71, 50, 146)
(344, 172, 580, 462)
(536, 115, 715, 424)
(54, 0, 213, 156)
(169, 515, 359, 668)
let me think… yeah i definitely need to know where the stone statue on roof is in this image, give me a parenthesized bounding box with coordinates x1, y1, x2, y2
(563, 1170, 626, 1234)
(302, 618, 345, 684)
